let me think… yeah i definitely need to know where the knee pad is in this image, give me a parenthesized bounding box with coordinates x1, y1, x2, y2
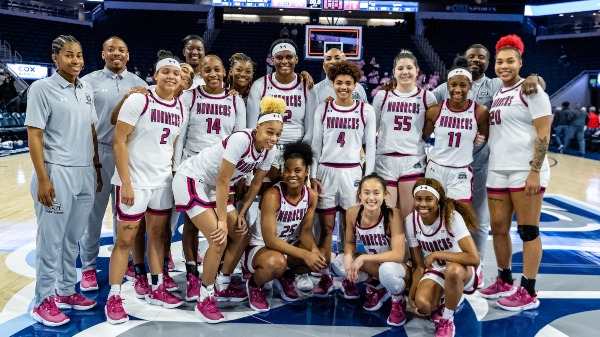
(517, 225, 539, 241)
(331, 253, 346, 278)
(379, 262, 407, 294)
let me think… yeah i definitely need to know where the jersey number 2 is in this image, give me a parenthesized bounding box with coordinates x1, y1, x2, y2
(283, 109, 292, 122)
(160, 128, 170, 144)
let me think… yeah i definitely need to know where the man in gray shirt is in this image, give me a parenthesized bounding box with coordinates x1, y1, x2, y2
(553, 101, 571, 153)
(564, 104, 588, 156)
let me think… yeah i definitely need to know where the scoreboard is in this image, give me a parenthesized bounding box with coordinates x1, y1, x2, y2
(212, 0, 418, 12)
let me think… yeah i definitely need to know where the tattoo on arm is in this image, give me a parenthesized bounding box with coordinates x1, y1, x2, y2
(532, 136, 549, 172)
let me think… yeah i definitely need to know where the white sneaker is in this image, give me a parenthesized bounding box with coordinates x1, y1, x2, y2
(295, 273, 313, 292)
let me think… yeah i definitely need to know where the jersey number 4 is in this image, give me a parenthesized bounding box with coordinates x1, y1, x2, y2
(337, 132, 346, 147)
(206, 118, 221, 134)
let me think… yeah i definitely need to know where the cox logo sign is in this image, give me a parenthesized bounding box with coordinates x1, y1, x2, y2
(7, 63, 48, 80)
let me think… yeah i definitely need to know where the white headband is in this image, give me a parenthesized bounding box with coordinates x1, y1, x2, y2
(156, 58, 181, 72)
(448, 68, 472, 82)
(413, 185, 441, 200)
(272, 43, 296, 56)
(257, 113, 283, 125)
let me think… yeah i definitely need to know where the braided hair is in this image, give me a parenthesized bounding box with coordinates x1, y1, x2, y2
(52, 35, 79, 55)
(226, 53, 256, 98)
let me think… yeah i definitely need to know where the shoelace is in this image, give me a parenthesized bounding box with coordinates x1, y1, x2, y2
(506, 287, 527, 301)
(390, 301, 401, 316)
(42, 298, 62, 316)
(203, 296, 219, 313)
(82, 271, 95, 281)
(367, 289, 384, 305)
(109, 296, 125, 313)
(317, 275, 331, 289)
(250, 286, 266, 302)
(437, 320, 451, 333)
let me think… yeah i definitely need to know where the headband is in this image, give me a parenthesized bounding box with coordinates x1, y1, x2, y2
(257, 113, 283, 125)
(413, 185, 441, 200)
(448, 68, 472, 82)
(156, 58, 181, 72)
(272, 43, 296, 56)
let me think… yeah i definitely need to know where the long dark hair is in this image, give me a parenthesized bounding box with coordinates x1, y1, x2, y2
(356, 173, 393, 233)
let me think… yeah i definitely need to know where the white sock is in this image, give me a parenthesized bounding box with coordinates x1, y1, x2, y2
(442, 307, 455, 322)
(108, 284, 121, 298)
(392, 294, 403, 302)
(217, 272, 231, 291)
(200, 284, 215, 301)
(321, 268, 331, 275)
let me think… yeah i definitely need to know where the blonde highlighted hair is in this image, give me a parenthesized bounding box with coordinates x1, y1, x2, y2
(259, 96, 286, 115)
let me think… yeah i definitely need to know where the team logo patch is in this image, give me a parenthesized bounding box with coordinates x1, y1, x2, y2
(85, 93, 92, 105)
(354, 179, 360, 187)
(46, 201, 64, 214)
(414, 162, 422, 169)
(458, 172, 467, 180)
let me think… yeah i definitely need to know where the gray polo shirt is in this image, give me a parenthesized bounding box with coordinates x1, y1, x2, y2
(314, 79, 368, 105)
(25, 72, 98, 166)
(81, 68, 147, 145)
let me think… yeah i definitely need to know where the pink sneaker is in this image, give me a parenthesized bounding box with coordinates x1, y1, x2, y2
(125, 261, 135, 281)
(31, 297, 70, 327)
(247, 279, 270, 312)
(477, 267, 484, 289)
(134, 274, 150, 299)
(54, 291, 96, 310)
(80, 270, 98, 292)
(341, 279, 359, 299)
(274, 275, 300, 302)
(497, 286, 540, 311)
(363, 286, 390, 311)
(163, 269, 178, 292)
(186, 273, 200, 301)
(105, 295, 128, 324)
(195, 296, 225, 323)
(430, 305, 445, 323)
(435, 318, 455, 337)
(479, 277, 516, 299)
(168, 253, 175, 271)
(214, 284, 247, 302)
(145, 284, 183, 309)
(197, 255, 203, 265)
(387, 299, 407, 326)
(241, 265, 252, 280)
(313, 274, 334, 298)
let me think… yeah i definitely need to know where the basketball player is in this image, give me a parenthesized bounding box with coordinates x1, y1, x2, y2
(79, 36, 147, 292)
(27, 35, 99, 326)
(406, 178, 480, 337)
(227, 53, 256, 103)
(247, 39, 318, 184)
(331, 174, 409, 327)
(105, 51, 184, 324)
(314, 48, 368, 103)
(372, 49, 437, 219)
(480, 35, 551, 312)
(243, 141, 325, 312)
(176, 54, 246, 302)
(172, 96, 284, 323)
(310, 61, 377, 297)
(423, 56, 489, 207)
(181, 34, 206, 89)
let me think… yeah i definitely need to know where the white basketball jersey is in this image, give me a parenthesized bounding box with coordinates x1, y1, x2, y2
(262, 73, 308, 144)
(251, 182, 311, 246)
(112, 90, 184, 188)
(181, 86, 243, 152)
(376, 88, 430, 156)
(405, 210, 471, 268)
(316, 101, 367, 164)
(429, 100, 479, 167)
(488, 80, 551, 170)
(355, 207, 390, 255)
(178, 129, 276, 186)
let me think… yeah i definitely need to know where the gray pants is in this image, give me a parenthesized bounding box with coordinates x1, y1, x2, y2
(565, 125, 585, 155)
(80, 144, 116, 271)
(31, 163, 95, 306)
(470, 145, 490, 260)
(554, 125, 568, 147)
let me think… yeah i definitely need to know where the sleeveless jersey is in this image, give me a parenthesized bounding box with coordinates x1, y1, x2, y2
(488, 79, 551, 170)
(177, 129, 276, 186)
(355, 206, 390, 254)
(179, 86, 244, 152)
(375, 88, 431, 156)
(251, 182, 311, 246)
(112, 90, 184, 188)
(429, 99, 479, 167)
(405, 210, 471, 269)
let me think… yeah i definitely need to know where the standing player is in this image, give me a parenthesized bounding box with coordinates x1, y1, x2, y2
(480, 35, 551, 312)
(314, 48, 368, 103)
(27, 35, 100, 326)
(310, 61, 377, 297)
(227, 53, 256, 103)
(181, 34, 206, 89)
(432, 44, 546, 283)
(173, 96, 284, 323)
(243, 141, 325, 312)
(105, 51, 184, 324)
(332, 174, 409, 327)
(407, 178, 480, 337)
(79, 36, 147, 292)
(423, 56, 489, 208)
(176, 54, 246, 301)
(372, 50, 437, 219)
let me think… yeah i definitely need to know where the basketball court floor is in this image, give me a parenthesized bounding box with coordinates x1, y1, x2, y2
(1, 151, 599, 337)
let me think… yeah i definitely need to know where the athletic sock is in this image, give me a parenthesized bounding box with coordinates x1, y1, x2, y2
(521, 275, 536, 296)
(134, 263, 147, 276)
(163, 257, 169, 270)
(321, 267, 331, 275)
(442, 307, 455, 322)
(499, 268, 513, 285)
(108, 284, 121, 298)
(392, 294, 403, 302)
(151, 274, 163, 291)
(249, 275, 261, 288)
(185, 261, 199, 278)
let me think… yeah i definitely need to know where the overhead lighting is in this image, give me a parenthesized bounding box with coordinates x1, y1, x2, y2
(279, 8, 283, 11)
(559, 13, 564, 16)
(348, 11, 352, 13)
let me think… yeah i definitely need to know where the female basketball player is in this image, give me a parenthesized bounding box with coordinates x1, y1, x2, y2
(422, 56, 489, 206)
(172, 96, 284, 323)
(105, 50, 184, 324)
(372, 50, 437, 218)
(479, 35, 551, 312)
(242, 141, 325, 312)
(407, 178, 480, 337)
(332, 174, 409, 327)
(227, 53, 256, 102)
(175, 54, 247, 302)
(27, 35, 100, 327)
(310, 60, 377, 297)
(181, 34, 205, 88)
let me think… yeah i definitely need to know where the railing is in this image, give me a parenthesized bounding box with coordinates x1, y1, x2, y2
(412, 34, 447, 77)
(4, 0, 83, 21)
(550, 70, 597, 100)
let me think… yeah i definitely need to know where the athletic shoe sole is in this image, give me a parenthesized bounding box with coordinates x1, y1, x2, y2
(55, 302, 96, 310)
(145, 295, 184, 309)
(195, 305, 225, 323)
(363, 293, 391, 311)
(104, 306, 129, 325)
(479, 288, 516, 299)
(312, 286, 335, 298)
(31, 311, 70, 327)
(497, 299, 540, 312)
(386, 317, 406, 327)
(80, 285, 99, 292)
(273, 279, 300, 302)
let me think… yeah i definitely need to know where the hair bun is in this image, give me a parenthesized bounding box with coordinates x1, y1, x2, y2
(495, 34, 524, 55)
(260, 96, 286, 114)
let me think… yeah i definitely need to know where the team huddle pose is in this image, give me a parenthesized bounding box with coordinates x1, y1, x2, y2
(25, 32, 551, 337)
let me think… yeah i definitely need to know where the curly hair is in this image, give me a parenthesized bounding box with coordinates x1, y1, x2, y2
(327, 60, 361, 83)
(495, 34, 524, 59)
(412, 177, 478, 233)
(259, 96, 286, 114)
(283, 141, 313, 168)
